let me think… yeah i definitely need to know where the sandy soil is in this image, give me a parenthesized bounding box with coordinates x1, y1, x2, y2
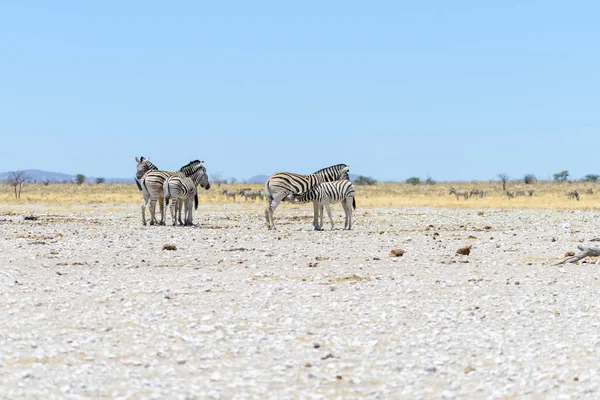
(1, 203, 600, 399)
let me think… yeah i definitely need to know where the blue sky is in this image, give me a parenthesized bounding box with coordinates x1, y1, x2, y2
(1, 1, 598, 182)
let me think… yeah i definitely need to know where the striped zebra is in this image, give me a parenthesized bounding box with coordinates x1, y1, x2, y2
(136, 158, 205, 226)
(264, 164, 350, 230)
(291, 180, 356, 230)
(449, 188, 469, 200)
(164, 161, 211, 226)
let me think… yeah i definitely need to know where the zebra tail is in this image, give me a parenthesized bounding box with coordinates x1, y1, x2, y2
(352, 196, 356, 210)
(164, 184, 171, 206)
(194, 193, 198, 210)
(135, 177, 142, 191)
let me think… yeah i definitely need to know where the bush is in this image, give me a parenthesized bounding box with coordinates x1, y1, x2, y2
(96, 177, 105, 184)
(74, 174, 85, 185)
(553, 170, 569, 183)
(405, 177, 420, 185)
(583, 174, 599, 183)
(524, 174, 537, 184)
(354, 175, 377, 185)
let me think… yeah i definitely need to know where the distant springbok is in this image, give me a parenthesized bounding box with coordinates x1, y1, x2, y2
(567, 190, 580, 201)
(449, 188, 469, 200)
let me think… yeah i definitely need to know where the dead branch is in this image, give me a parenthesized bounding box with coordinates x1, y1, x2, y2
(558, 245, 600, 265)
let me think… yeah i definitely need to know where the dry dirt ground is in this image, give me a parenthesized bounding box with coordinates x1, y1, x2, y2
(1, 203, 600, 399)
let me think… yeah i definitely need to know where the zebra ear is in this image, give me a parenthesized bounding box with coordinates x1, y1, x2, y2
(343, 167, 349, 172)
(136, 157, 140, 162)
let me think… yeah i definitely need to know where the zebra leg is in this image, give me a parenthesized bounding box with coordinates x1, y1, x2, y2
(183, 197, 193, 226)
(158, 196, 166, 226)
(177, 200, 184, 225)
(342, 198, 352, 230)
(141, 192, 150, 226)
(170, 199, 177, 226)
(312, 201, 322, 230)
(324, 201, 334, 230)
(149, 198, 158, 225)
(265, 197, 283, 230)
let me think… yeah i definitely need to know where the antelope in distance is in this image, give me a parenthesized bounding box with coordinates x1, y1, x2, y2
(449, 188, 469, 200)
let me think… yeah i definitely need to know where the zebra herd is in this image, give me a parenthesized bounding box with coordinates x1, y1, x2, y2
(135, 157, 355, 230)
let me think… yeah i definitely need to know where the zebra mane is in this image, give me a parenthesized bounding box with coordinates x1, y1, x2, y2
(179, 160, 205, 173)
(313, 164, 349, 174)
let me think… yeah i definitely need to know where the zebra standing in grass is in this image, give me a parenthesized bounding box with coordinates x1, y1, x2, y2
(290, 180, 356, 230)
(136, 157, 204, 226)
(264, 164, 350, 230)
(164, 161, 211, 226)
(449, 188, 469, 200)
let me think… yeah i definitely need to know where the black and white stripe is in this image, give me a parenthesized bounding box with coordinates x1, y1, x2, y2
(292, 180, 356, 230)
(264, 164, 350, 230)
(164, 161, 211, 226)
(136, 158, 206, 226)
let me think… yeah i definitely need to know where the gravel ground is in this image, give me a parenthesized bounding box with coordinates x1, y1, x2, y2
(1, 203, 600, 399)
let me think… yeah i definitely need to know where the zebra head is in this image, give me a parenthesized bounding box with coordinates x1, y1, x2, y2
(135, 156, 157, 179)
(181, 160, 211, 190)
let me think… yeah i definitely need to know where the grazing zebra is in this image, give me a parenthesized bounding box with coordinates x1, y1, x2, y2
(164, 161, 211, 226)
(567, 190, 580, 201)
(449, 188, 469, 200)
(291, 180, 356, 230)
(528, 189, 535, 197)
(221, 189, 236, 201)
(506, 190, 516, 199)
(256, 189, 265, 201)
(515, 190, 526, 197)
(264, 164, 350, 230)
(136, 158, 205, 225)
(239, 188, 257, 201)
(587, 188, 594, 195)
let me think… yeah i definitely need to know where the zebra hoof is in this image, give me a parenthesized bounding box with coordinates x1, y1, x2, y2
(149, 221, 155, 226)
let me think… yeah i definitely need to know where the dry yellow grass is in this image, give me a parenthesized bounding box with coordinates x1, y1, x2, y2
(0, 181, 598, 211)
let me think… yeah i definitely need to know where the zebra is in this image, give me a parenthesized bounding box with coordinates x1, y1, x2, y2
(291, 180, 356, 230)
(264, 164, 350, 230)
(239, 188, 257, 201)
(506, 190, 516, 199)
(221, 189, 236, 201)
(164, 161, 211, 226)
(528, 189, 535, 197)
(567, 190, 580, 201)
(136, 158, 205, 226)
(449, 188, 469, 200)
(515, 190, 526, 197)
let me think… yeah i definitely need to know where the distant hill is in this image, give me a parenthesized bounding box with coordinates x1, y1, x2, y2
(247, 175, 269, 184)
(0, 169, 134, 184)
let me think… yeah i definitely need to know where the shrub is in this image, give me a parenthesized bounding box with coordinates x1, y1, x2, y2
(95, 177, 105, 184)
(524, 174, 537, 184)
(74, 174, 86, 185)
(553, 170, 569, 183)
(405, 177, 420, 185)
(583, 174, 599, 183)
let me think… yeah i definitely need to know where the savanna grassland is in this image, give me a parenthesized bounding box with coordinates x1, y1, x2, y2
(1, 180, 598, 210)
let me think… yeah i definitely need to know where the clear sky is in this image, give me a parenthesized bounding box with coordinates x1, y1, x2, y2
(1, 1, 598, 182)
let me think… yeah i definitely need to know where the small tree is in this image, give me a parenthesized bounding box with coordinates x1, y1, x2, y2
(524, 174, 537, 185)
(229, 177, 237, 184)
(43, 178, 51, 186)
(497, 173, 509, 191)
(95, 177, 105, 184)
(7, 171, 28, 200)
(553, 170, 569, 183)
(583, 174, 599, 183)
(425, 175, 436, 185)
(354, 175, 377, 185)
(210, 171, 227, 187)
(75, 174, 86, 185)
(405, 177, 420, 185)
